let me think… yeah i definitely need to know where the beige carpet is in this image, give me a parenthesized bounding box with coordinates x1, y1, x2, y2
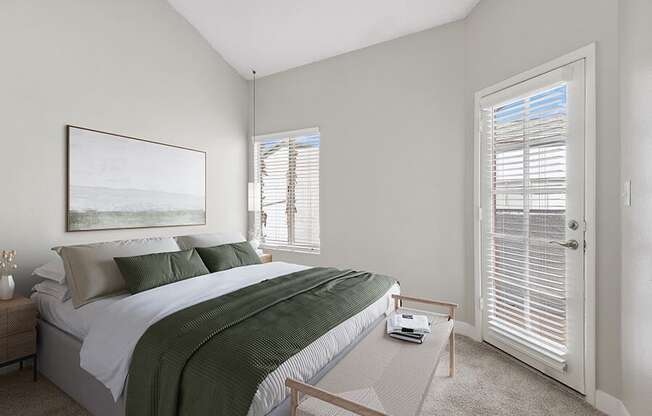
(423, 336, 604, 415)
(0, 367, 89, 416)
(0, 336, 603, 415)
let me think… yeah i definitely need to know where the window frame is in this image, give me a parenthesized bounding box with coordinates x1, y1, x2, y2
(252, 127, 321, 254)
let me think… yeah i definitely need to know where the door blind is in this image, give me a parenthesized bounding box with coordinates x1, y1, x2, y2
(253, 129, 320, 252)
(481, 84, 569, 367)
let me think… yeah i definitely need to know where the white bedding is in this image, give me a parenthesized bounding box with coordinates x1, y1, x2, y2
(79, 261, 399, 416)
(31, 291, 127, 340)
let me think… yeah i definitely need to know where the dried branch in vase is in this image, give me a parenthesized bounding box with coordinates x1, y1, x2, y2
(0, 250, 18, 275)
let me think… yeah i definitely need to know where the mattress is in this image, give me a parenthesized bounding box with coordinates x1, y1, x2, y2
(31, 291, 127, 340)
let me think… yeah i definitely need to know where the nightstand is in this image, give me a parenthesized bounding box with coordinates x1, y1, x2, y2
(260, 253, 272, 263)
(0, 296, 38, 381)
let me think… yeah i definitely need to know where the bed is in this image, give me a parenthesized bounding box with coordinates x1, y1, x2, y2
(34, 261, 400, 416)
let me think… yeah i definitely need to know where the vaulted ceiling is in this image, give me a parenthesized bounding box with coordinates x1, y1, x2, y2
(168, 0, 480, 79)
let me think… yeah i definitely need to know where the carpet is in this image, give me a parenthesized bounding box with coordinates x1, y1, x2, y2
(422, 336, 604, 415)
(0, 367, 89, 416)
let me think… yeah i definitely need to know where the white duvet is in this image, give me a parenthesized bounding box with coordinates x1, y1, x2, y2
(80, 262, 399, 416)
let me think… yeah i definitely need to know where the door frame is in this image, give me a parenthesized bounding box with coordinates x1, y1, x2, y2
(473, 43, 596, 405)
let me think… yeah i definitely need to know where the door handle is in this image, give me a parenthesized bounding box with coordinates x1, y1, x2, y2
(549, 239, 579, 250)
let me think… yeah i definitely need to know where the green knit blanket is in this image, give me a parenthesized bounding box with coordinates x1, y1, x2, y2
(126, 267, 396, 416)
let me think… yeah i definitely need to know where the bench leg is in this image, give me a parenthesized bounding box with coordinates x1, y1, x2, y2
(449, 328, 455, 377)
(291, 386, 299, 416)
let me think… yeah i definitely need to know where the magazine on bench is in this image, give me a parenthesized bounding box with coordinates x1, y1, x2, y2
(387, 312, 431, 344)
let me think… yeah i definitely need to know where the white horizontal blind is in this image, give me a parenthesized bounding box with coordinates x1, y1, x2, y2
(254, 129, 320, 252)
(482, 84, 569, 366)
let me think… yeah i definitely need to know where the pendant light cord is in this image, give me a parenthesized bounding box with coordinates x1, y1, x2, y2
(252, 69, 256, 137)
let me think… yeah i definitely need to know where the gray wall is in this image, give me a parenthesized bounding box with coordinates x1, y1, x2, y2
(255, 0, 622, 400)
(0, 0, 249, 295)
(620, 1, 652, 415)
(255, 23, 469, 319)
(465, 0, 621, 400)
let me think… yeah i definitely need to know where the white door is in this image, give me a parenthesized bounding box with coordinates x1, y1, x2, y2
(479, 60, 586, 393)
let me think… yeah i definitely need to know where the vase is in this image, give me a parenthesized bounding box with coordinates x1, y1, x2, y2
(0, 274, 15, 300)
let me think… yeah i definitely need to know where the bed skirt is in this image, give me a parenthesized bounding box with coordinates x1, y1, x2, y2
(37, 315, 384, 416)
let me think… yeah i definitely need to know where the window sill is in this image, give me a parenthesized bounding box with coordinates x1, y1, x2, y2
(260, 244, 320, 255)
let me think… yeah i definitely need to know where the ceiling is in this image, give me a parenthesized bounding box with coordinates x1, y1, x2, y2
(168, 0, 480, 79)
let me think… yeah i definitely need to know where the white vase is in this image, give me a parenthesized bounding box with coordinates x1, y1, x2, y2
(0, 274, 15, 300)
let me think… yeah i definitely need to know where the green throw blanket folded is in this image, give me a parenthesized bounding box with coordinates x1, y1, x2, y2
(126, 267, 396, 416)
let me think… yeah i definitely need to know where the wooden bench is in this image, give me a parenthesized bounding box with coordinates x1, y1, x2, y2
(286, 294, 457, 416)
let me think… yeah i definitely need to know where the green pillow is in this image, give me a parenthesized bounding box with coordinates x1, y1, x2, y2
(114, 249, 209, 294)
(195, 242, 261, 273)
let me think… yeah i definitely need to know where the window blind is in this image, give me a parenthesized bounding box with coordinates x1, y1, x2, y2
(481, 84, 569, 368)
(253, 129, 320, 252)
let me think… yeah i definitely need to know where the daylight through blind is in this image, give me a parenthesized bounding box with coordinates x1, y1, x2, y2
(482, 84, 569, 366)
(254, 130, 320, 252)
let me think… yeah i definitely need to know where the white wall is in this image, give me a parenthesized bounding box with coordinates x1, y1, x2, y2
(255, 23, 469, 319)
(620, 0, 652, 415)
(0, 0, 249, 295)
(256, 0, 622, 401)
(464, 0, 621, 399)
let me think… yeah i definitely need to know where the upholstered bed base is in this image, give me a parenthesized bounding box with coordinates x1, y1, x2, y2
(37, 320, 125, 416)
(37, 315, 384, 416)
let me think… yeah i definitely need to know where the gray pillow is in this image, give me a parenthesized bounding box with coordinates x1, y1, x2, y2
(53, 237, 180, 308)
(175, 232, 246, 250)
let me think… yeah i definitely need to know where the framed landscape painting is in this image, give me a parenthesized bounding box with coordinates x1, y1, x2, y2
(67, 125, 206, 231)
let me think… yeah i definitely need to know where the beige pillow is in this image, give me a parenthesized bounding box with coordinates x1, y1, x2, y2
(175, 232, 246, 250)
(53, 237, 180, 308)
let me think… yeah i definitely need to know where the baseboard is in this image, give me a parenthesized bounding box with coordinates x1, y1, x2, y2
(596, 390, 631, 416)
(454, 321, 481, 341)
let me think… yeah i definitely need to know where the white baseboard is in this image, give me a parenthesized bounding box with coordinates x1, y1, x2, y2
(454, 321, 481, 341)
(596, 390, 631, 416)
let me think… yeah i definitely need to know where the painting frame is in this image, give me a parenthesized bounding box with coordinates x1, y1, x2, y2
(66, 125, 206, 232)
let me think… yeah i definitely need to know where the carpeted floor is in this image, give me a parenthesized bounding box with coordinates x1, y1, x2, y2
(0, 336, 603, 416)
(0, 367, 89, 416)
(423, 336, 604, 415)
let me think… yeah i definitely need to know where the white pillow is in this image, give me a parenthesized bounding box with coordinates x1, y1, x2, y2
(33, 280, 70, 302)
(175, 232, 246, 250)
(33, 258, 66, 284)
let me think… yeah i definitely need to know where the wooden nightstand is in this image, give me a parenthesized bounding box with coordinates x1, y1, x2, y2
(0, 296, 38, 381)
(260, 253, 272, 263)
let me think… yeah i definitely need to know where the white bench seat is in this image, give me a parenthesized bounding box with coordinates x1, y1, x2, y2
(286, 295, 456, 416)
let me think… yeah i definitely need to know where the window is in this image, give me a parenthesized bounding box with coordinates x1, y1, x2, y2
(253, 128, 320, 252)
(482, 84, 569, 359)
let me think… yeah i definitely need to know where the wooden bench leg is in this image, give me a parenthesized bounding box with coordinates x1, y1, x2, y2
(449, 328, 455, 377)
(291, 386, 299, 416)
(449, 306, 455, 377)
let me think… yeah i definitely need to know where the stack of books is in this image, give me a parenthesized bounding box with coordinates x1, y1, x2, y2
(386, 312, 431, 344)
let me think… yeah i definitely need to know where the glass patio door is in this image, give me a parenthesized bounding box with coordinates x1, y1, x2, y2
(479, 60, 586, 393)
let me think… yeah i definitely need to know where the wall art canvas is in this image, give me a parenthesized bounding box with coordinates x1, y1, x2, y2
(67, 126, 206, 231)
